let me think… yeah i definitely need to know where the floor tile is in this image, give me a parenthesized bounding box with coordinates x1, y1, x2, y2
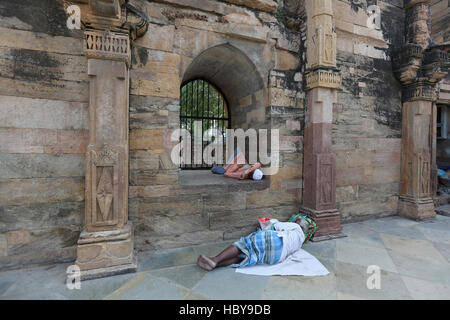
(54, 271, 138, 300)
(336, 239, 398, 273)
(302, 240, 336, 260)
(380, 233, 447, 264)
(105, 273, 190, 300)
(149, 264, 207, 289)
(401, 275, 450, 300)
(388, 250, 450, 285)
(261, 274, 337, 300)
(415, 225, 450, 245)
(334, 232, 385, 250)
(192, 241, 235, 258)
(336, 261, 412, 300)
(431, 241, 450, 263)
(341, 222, 376, 238)
(138, 246, 198, 271)
(192, 267, 269, 300)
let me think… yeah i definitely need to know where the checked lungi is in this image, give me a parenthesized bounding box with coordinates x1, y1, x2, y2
(232, 230, 283, 268)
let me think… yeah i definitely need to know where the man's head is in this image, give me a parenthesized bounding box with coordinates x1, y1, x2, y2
(288, 214, 318, 242)
(294, 216, 310, 235)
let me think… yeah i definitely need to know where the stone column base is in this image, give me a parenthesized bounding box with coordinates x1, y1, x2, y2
(300, 207, 346, 241)
(75, 222, 137, 281)
(398, 196, 436, 221)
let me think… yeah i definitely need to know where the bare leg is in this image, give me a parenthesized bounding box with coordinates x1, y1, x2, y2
(216, 256, 242, 267)
(197, 245, 243, 271)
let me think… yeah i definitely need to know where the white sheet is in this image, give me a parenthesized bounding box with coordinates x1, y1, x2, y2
(235, 248, 329, 277)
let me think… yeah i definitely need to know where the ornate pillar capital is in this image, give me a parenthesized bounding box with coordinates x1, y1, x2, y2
(305, 0, 341, 90)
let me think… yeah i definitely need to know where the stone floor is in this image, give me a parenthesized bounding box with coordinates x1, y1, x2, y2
(0, 214, 449, 300)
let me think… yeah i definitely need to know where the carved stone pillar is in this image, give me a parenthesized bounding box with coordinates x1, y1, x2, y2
(301, 0, 345, 240)
(73, 0, 148, 280)
(394, 0, 448, 220)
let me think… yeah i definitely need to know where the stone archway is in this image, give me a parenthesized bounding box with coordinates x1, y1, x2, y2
(182, 43, 268, 131)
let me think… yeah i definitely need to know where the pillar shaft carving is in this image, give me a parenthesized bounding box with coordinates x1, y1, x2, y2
(69, 0, 148, 280)
(302, 0, 344, 240)
(394, 0, 449, 220)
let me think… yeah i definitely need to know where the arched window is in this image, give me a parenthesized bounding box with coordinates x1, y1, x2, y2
(180, 79, 230, 169)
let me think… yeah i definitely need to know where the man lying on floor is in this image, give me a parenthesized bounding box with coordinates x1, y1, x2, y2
(196, 214, 317, 271)
(211, 150, 264, 181)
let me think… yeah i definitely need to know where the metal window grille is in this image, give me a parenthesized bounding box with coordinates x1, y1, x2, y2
(179, 79, 230, 169)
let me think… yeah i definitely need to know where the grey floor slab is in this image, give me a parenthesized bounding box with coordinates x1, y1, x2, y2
(387, 250, 450, 286)
(149, 264, 208, 289)
(335, 261, 412, 300)
(261, 273, 337, 300)
(401, 275, 450, 300)
(138, 246, 198, 272)
(336, 239, 398, 273)
(431, 241, 450, 263)
(302, 239, 336, 259)
(105, 273, 191, 300)
(191, 267, 270, 300)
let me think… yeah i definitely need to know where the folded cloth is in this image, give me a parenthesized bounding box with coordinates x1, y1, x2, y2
(235, 248, 329, 277)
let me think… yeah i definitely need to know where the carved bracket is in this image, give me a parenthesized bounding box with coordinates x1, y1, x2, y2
(306, 68, 341, 90)
(85, 29, 130, 65)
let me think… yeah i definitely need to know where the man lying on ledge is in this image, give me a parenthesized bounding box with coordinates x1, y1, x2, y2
(211, 150, 264, 181)
(196, 214, 318, 271)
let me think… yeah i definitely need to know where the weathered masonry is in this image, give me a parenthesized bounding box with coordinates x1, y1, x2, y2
(0, 0, 448, 278)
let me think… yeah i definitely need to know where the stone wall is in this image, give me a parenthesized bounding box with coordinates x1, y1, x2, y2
(332, 0, 404, 221)
(431, 0, 450, 44)
(0, 0, 87, 269)
(0, 0, 413, 269)
(127, 0, 305, 252)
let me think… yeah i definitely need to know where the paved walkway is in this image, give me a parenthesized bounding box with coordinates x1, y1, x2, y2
(0, 215, 449, 300)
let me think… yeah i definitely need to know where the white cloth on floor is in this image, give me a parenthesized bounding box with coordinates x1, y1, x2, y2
(235, 247, 330, 277)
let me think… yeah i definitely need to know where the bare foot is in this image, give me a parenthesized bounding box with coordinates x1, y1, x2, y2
(197, 255, 217, 271)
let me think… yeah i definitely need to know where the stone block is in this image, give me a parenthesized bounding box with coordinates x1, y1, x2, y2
(0, 154, 85, 179)
(275, 49, 299, 70)
(0, 95, 88, 130)
(0, 27, 84, 55)
(139, 194, 203, 217)
(130, 129, 164, 150)
(0, 226, 80, 270)
(222, 13, 261, 26)
(203, 192, 246, 212)
(129, 169, 178, 186)
(0, 177, 84, 206)
(246, 189, 297, 209)
(270, 166, 302, 190)
(222, 0, 277, 13)
(140, 212, 209, 237)
(138, 229, 223, 250)
(76, 223, 137, 279)
(134, 24, 175, 52)
(0, 201, 84, 233)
